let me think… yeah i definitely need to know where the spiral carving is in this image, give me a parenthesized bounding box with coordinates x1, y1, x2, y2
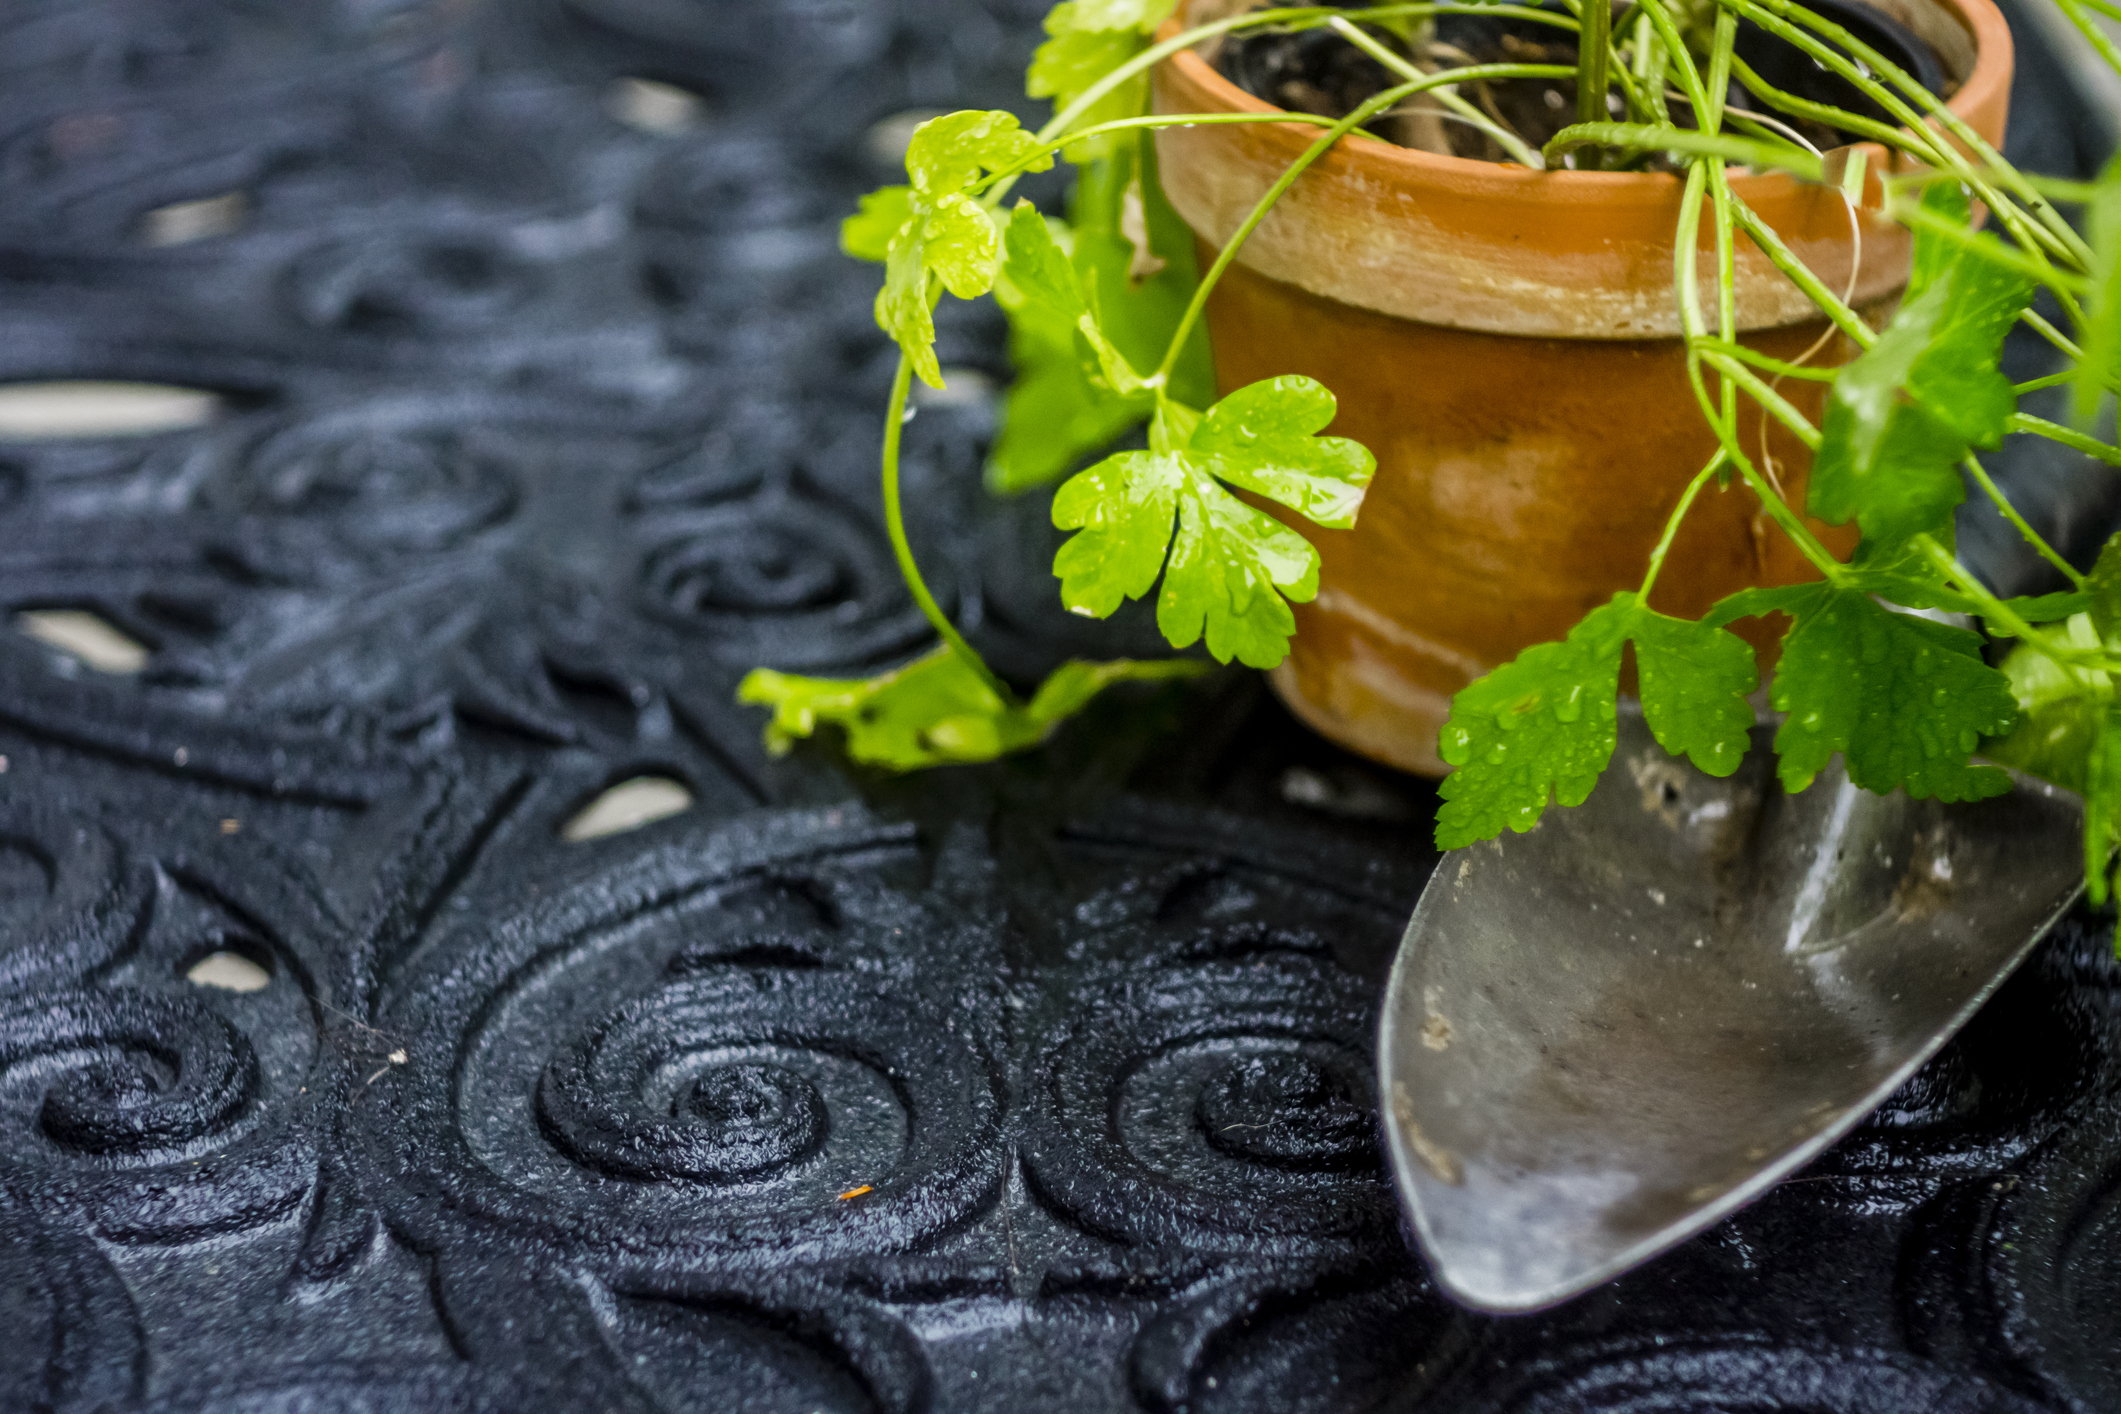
(285, 233, 538, 336)
(0, 992, 257, 1159)
(537, 993, 833, 1183)
(1196, 1051, 1374, 1172)
(214, 416, 519, 556)
(1024, 955, 1394, 1251)
(638, 492, 934, 667)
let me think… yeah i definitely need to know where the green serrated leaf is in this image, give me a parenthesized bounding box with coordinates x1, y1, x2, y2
(1192, 375, 1373, 528)
(843, 186, 913, 263)
(987, 139, 1213, 492)
(1905, 180, 1970, 301)
(1435, 608, 1629, 849)
(1001, 201, 1087, 322)
(1703, 582, 1829, 629)
(1984, 614, 2110, 794)
(1434, 593, 1758, 848)
(736, 646, 1203, 769)
(1811, 185, 2033, 548)
(905, 110, 1050, 195)
(1984, 612, 2121, 923)
(1630, 606, 1758, 775)
(1052, 451, 1182, 615)
(925, 193, 1000, 299)
(1158, 479, 1316, 667)
(877, 230, 945, 389)
(863, 112, 1051, 388)
(1048, 375, 1375, 667)
(1768, 591, 2018, 799)
(1027, 1, 1175, 163)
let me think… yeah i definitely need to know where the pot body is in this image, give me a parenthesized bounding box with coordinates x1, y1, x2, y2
(1152, 0, 2014, 775)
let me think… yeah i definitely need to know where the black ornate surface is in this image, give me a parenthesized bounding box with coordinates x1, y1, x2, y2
(0, 1, 2117, 1409)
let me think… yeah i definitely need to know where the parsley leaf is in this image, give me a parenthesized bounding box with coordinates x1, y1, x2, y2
(1050, 375, 1375, 668)
(1027, 0, 1177, 163)
(989, 140, 1214, 492)
(1984, 610, 2121, 909)
(1984, 614, 2110, 795)
(842, 186, 913, 262)
(1714, 585, 2019, 799)
(737, 647, 1203, 769)
(1434, 593, 1756, 849)
(1810, 184, 2033, 547)
(999, 199, 1144, 394)
(851, 111, 1054, 388)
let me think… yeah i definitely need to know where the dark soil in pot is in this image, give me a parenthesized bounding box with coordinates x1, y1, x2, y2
(1211, 0, 1955, 165)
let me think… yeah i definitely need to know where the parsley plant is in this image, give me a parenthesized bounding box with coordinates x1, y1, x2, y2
(733, 0, 2121, 939)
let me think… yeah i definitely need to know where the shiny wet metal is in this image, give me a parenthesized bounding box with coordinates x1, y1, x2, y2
(1379, 713, 2083, 1313)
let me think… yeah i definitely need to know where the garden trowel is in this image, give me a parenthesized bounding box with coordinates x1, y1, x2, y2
(1378, 710, 2083, 1312)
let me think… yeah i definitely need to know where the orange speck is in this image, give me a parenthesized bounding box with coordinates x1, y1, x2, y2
(837, 1185, 874, 1201)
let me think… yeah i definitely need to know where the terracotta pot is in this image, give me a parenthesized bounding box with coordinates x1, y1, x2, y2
(1152, 0, 2015, 774)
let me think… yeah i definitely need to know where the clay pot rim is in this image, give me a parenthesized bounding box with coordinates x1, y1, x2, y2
(1154, 0, 2014, 204)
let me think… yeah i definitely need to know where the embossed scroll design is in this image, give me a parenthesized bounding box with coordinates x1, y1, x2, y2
(355, 811, 1009, 1269)
(0, 0, 2118, 1407)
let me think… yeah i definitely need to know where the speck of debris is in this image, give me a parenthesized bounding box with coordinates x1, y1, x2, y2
(837, 1185, 874, 1201)
(220, 818, 240, 834)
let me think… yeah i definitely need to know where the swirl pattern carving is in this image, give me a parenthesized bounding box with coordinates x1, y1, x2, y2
(1, 0, 2118, 1407)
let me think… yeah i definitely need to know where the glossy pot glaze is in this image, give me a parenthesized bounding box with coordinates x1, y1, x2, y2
(1152, 0, 2014, 774)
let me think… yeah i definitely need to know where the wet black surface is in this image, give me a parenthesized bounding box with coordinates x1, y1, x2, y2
(0, 0, 2117, 1410)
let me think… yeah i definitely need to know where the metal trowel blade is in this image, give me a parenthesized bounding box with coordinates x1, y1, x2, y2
(1379, 711, 2083, 1313)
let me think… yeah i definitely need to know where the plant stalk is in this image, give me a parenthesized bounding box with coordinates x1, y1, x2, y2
(879, 354, 1015, 704)
(1574, 0, 1612, 168)
(1153, 64, 1570, 383)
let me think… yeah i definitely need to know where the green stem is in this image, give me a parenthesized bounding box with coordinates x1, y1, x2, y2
(2054, 0, 2121, 77)
(1542, 122, 1822, 175)
(1727, 56, 1943, 162)
(1637, 0, 1716, 120)
(988, 109, 1348, 186)
(1702, 7, 1738, 134)
(1723, 190, 1876, 348)
(1575, 0, 1612, 166)
(1722, 0, 2090, 273)
(2009, 412, 2121, 468)
(1327, 20, 1548, 168)
(1696, 351, 1823, 448)
(1152, 65, 1568, 383)
(1675, 161, 1848, 582)
(1632, 7, 1670, 124)
(1639, 451, 1729, 598)
(1884, 196, 2091, 305)
(1911, 535, 2105, 680)
(1962, 453, 2089, 587)
(2024, 308, 2086, 360)
(1710, 164, 1741, 430)
(880, 355, 1015, 704)
(1888, 167, 2106, 206)
(1691, 337, 1839, 380)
